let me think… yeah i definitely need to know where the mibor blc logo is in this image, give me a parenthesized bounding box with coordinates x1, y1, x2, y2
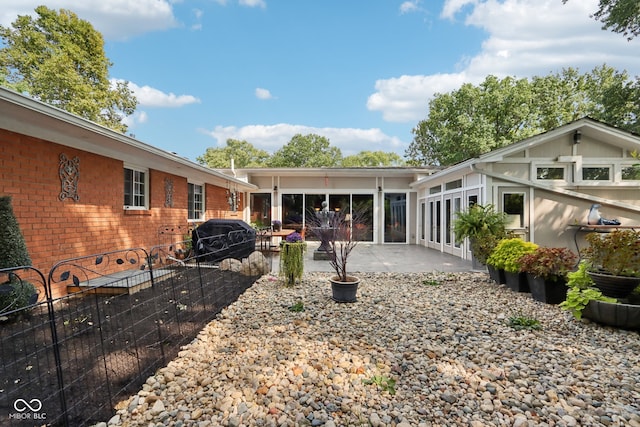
(9, 398, 47, 421)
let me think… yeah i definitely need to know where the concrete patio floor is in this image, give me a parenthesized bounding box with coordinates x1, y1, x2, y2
(269, 242, 474, 274)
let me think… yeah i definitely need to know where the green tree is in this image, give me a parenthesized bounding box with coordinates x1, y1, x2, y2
(0, 6, 137, 133)
(407, 65, 640, 166)
(197, 139, 271, 168)
(564, 0, 640, 40)
(268, 134, 342, 167)
(341, 151, 405, 167)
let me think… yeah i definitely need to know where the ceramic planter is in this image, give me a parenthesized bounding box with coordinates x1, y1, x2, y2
(527, 274, 568, 304)
(587, 271, 640, 298)
(582, 300, 640, 330)
(330, 275, 359, 303)
(504, 271, 529, 293)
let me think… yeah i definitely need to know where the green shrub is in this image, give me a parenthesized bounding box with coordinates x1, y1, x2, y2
(486, 238, 538, 273)
(0, 280, 37, 315)
(0, 196, 31, 268)
(559, 262, 616, 319)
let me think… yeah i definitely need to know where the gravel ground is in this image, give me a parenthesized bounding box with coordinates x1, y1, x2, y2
(99, 271, 640, 427)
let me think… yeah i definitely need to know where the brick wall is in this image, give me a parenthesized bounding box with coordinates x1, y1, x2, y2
(1, 129, 243, 294)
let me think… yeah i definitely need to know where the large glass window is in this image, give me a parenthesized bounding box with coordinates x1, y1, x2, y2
(250, 193, 271, 228)
(352, 194, 373, 242)
(384, 193, 406, 243)
(188, 183, 204, 220)
(283, 194, 304, 229)
(124, 167, 147, 209)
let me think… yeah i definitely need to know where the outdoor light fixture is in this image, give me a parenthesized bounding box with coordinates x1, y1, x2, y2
(573, 130, 582, 144)
(273, 185, 278, 191)
(378, 186, 382, 193)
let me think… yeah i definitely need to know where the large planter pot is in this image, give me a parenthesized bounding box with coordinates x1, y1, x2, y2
(527, 274, 568, 304)
(582, 300, 640, 330)
(587, 271, 640, 298)
(504, 271, 529, 293)
(487, 265, 506, 284)
(471, 253, 487, 272)
(330, 275, 360, 303)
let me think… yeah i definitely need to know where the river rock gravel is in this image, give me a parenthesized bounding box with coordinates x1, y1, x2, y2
(100, 272, 640, 427)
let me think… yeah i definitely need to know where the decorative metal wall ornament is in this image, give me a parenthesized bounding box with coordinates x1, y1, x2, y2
(59, 153, 80, 202)
(227, 189, 238, 212)
(164, 177, 174, 208)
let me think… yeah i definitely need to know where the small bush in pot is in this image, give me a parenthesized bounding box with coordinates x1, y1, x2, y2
(487, 238, 538, 292)
(306, 204, 369, 302)
(519, 247, 577, 304)
(453, 204, 508, 265)
(583, 230, 640, 277)
(518, 247, 577, 281)
(486, 238, 538, 273)
(582, 230, 640, 298)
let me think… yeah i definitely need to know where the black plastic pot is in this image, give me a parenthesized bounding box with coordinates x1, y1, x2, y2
(527, 274, 568, 304)
(330, 276, 359, 303)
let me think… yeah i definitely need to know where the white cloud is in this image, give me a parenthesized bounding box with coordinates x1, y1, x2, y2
(399, 1, 420, 14)
(202, 124, 404, 156)
(125, 81, 201, 107)
(255, 88, 273, 100)
(0, 0, 178, 41)
(368, 0, 640, 123)
(239, 0, 266, 8)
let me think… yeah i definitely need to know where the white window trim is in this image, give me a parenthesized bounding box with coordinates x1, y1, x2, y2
(532, 163, 567, 183)
(188, 181, 205, 222)
(580, 164, 613, 183)
(123, 164, 149, 210)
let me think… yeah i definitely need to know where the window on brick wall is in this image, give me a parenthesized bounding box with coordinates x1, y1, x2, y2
(188, 183, 204, 221)
(124, 166, 148, 209)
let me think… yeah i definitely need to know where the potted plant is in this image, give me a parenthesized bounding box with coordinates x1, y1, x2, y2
(272, 220, 282, 232)
(453, 204, 508, 270)
(486, 238, 538, 292)
(0, 196, 38, 318)
(307, 204, 368, 302)
(518, 247, 577, 304)
(279, 232, 306, 287)
(582, 230, 640, 298)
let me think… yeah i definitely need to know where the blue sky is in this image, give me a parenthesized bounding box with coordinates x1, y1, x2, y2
(2, 1, 640, 163)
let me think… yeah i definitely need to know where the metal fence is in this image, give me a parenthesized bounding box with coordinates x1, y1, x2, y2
(0, 239, 265, 426)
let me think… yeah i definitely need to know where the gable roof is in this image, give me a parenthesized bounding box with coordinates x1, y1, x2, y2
(0, 86, 255, 190)
(411, 117, 640, 187)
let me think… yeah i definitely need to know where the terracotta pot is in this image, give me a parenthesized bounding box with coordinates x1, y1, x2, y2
(527, 274, 568, 304)
(583, 300, 640, 330)
(504, 271, 529, 293)
(329, 275, 359, 303)
(587, 271, 640, 299)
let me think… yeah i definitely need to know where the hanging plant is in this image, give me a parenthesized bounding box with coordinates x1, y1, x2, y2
(279, 232, 306, 287)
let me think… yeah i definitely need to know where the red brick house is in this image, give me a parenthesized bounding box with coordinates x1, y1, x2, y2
(0, 87, 256, 278)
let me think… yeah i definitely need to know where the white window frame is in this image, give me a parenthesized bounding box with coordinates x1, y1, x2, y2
(188, 182, 205, 221)
(533, 164, 567, 182)
(620, 163, 640, 181)
(123, 164, 149, 210)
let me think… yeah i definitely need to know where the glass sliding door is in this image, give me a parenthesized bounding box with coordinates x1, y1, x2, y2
(352, 194, 373, 242)
(249, 193, 271, 228)
(384, 193, 407, 243)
